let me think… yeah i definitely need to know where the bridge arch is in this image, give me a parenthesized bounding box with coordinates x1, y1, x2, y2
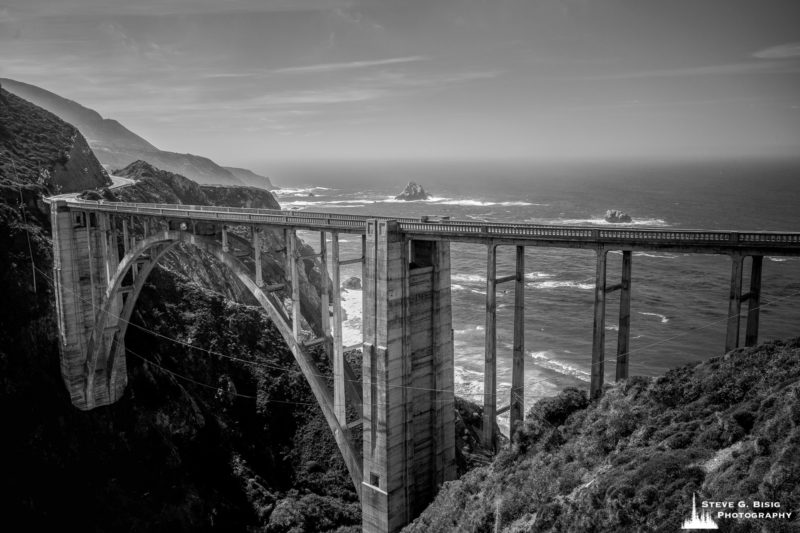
(85, 229, 363, 496)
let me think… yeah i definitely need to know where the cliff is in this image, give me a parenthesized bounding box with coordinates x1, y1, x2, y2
(0, 86, 110, 193)
(1, 78, 275, 188)
(0, 94, 356, 531)
(405, 339, 800, 532)
(223, 166, 277, 190)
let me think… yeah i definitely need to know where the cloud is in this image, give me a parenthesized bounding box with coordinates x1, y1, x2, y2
(12, 0, 356, 18)
(752, 42, 800, 59)
(575, 60, 800, 81)
(272, 56, 429, 74)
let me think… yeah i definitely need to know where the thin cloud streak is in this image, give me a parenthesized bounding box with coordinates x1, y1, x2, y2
(571, 60, 800, 81)
(272, 56, 429, 74)
(752, 42, 800, 59)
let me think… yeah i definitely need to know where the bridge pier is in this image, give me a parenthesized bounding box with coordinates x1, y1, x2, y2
(483, 244, 497, 451)
(745, 256, 763, 347)
(615, 250, 632, 381)
(725, 254, 745, 352)
(590, 248, 608, 399)
(361, 220, 456, 533)
(51, 204, 125, 409)
(726, 254, 764, 352)
(510, 246, 525, 439)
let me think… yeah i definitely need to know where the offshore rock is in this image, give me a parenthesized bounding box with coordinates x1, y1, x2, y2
(395, 181, 431, 201)
(341, 276, 361, 290)
(605, 209, 633, 223)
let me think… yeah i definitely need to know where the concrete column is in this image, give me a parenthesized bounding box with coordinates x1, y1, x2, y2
(590, 247, 607, 399)
(221, 225, 229, 253)
(616, 250, 632, 381)
(331, 233, 347, 426)
(745, 256, 763, 347)
(253, 227, 263, 287)
(483, 244, 497, 450)
(86, 212, 97, 321)
(288, 229, 301, 339)
(122, 218, 130, 255)
(725, 254, 744, 353)
(362, 222, 454, 533)
(320, 232, 331, 337)
(510, 246, 525, 439)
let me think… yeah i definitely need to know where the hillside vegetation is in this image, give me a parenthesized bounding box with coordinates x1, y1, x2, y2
(406, 340, 800, 532)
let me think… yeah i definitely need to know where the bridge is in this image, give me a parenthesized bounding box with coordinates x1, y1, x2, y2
(48, 197, 800, 532)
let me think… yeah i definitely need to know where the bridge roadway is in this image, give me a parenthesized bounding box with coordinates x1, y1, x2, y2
(56, 198, 800, 254)
(49, 197, 800, 532)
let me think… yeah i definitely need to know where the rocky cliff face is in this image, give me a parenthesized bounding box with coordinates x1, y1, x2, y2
(201, 184, 281, 210)
(223, 166, 276, 190)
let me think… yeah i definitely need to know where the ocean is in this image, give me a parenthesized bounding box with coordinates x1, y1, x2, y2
(263, 157, 800, 433)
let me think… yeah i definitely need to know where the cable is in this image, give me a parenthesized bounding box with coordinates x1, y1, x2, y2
(9, 158, 37, 293)
(126, 346, 324, 407)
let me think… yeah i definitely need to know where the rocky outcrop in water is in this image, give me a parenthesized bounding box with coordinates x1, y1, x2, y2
(605, 209, 632, 223)
(341, 277, 362, 290)
(395, 181, 431, 201)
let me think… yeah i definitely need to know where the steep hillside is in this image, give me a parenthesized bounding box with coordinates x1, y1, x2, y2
(224, 166, 277, 190)
(1, 78, 275, 189)
(0, 91, 356, 531)
(0, 86, 109, 193)
(406, 340, 800, 533)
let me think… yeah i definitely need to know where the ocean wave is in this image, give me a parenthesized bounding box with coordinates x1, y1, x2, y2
(606, 324, 619, 331)
(524, 271, 552, 280)
(527, 280, 594, 290)
(282, 201, 367, 209)
(528, 350, 591, 382)
(452, 273, 486, 284)
(437, 199, 539, 207)
(453, 324, 485, 335)
(634, 252, 679, 259)
(273, 186, 334, 196)
(639, 311, 669, 323)
(527, 217, 668, 227)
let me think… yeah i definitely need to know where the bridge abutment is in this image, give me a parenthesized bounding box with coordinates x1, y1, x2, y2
(362, 220, 456, 533)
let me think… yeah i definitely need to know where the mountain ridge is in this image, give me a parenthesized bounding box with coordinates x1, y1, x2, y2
(0, 78, 276, 190)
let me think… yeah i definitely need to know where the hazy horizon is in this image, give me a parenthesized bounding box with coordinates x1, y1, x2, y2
(2, 0, 799, 167)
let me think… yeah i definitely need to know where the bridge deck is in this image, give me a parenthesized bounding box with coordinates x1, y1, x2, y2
(51, 198, 800, 255)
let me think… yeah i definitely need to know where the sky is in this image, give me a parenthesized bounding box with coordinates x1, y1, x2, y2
(1, 0, 800, 167)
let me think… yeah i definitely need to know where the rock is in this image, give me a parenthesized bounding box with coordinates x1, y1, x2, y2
(342, 276, 362, 290)
(605, 209, 632, 223)
(395, 181, 431, 201)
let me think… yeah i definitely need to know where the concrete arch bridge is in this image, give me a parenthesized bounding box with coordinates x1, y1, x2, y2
(48, 198, 800, 532)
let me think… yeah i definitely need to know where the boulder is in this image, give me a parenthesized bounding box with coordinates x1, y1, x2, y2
(604, 209, 632, 223)
(342, 276, 362, 290)
(395, 181, 431, 201)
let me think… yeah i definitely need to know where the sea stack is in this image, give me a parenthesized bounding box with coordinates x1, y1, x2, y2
(605, 209, 632, 223)
(395, 181, 431, 201)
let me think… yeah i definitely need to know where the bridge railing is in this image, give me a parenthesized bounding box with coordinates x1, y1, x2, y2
(54, 198, 800, 248)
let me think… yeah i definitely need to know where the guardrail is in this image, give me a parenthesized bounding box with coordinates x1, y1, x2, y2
(53, 198, 800, 249)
